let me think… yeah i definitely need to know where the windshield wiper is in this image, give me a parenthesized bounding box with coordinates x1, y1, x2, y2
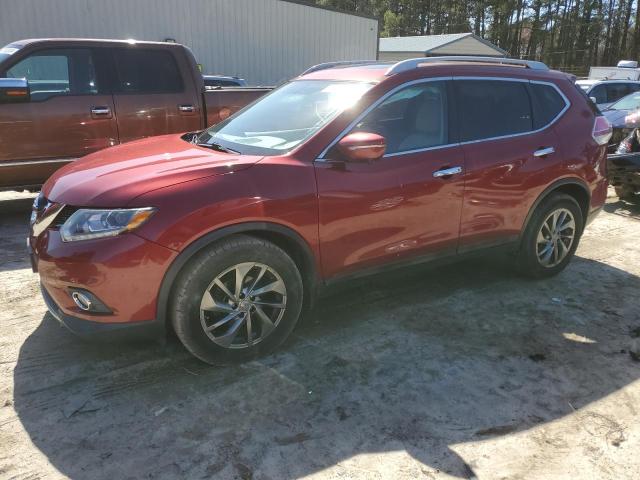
(195, 141, 240, 154)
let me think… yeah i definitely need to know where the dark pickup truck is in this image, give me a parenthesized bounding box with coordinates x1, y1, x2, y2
(0, 38, 271, 191)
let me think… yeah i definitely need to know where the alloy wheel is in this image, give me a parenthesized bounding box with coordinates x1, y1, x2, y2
(536, 208, 576, 268)
(199, 262, 287, 348)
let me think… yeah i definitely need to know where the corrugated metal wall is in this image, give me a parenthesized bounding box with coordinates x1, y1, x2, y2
(0, 0, 378, 85)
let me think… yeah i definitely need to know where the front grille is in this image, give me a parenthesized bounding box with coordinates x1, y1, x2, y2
(53, 206, 78, 227)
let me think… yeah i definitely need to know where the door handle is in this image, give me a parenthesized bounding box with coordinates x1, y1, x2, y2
(533, 146, 555, 157)
(178, 104, 195, 113)
(433, 166, 462, 178)
(90, 106, 111, 117)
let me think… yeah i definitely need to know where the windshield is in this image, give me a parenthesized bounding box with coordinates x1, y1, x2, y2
(608, 92, 640, 111)
(197, 79, 374, 155)
(0, 44, 22, 65)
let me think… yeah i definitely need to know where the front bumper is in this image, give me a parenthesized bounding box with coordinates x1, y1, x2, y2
(30, 226, 177, 335)
(41, 283, 163, 340)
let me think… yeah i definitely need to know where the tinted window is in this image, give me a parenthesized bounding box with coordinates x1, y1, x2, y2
(456, 80, 532, 142)
(5, 49, 98, 101)
(530, 83, 566, 129)
(589, 85, 607, 104)
(606, 83, 632, 103)
(113, 49, 183, 93)
(204, 78, 241, 87)
(353, 81, 448, 154)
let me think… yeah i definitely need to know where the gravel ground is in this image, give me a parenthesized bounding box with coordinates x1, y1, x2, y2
(0, 189, 639, 480)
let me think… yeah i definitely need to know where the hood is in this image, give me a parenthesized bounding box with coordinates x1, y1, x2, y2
(602, 109, 632, 127)
(43, 134, 262, 206)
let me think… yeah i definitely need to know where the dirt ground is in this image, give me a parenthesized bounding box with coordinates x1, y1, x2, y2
(0, 189, 639, 480)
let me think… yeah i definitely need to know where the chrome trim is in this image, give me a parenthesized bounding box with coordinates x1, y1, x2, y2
(32, 203, 65, 237)
(0, 158, 78, 168)
(433, 166, 463, 178)
(385, 56, 548, 76)
(316, 77, 571, 161)
(383, 142, 461, 158)
(533, 146, 556, 157)
(0, 78, 28, 88)
(90, 107, 111, 115)
(178, 104, 195, 112)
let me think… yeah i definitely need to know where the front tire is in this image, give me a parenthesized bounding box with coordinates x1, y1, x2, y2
(517, 193, 584, 278)
(171, 235, 303, 365)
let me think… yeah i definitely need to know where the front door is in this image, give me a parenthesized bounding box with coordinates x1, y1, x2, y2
(110, 47, 202, 143)
(0, 47, 118, 188)
(315, 80, 465, 279)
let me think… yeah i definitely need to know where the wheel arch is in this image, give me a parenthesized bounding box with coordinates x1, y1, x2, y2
(520, 178, 591, 243)
(155, 222, 320, 334)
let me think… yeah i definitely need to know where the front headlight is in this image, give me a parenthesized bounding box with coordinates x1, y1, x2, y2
(60, 207, 155, 242)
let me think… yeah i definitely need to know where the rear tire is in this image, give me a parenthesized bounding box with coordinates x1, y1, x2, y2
(171, 235, 303, 365)
(517, 193, 584, 278)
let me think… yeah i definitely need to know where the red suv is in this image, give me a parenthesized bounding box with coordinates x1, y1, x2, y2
(29, 57, 611, 364)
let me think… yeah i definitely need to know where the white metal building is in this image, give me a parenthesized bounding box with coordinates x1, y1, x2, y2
(0, 0, 378, 85)
(379, 33, 506, 62)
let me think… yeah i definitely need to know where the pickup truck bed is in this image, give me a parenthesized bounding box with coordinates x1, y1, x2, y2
(0, 38, 271, 191)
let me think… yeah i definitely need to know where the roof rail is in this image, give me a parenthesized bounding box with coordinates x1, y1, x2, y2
(385, 56, 549, 76)
(301, 60, 383, 76)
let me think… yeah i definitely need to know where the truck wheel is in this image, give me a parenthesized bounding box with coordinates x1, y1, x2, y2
(171, 235, 303, 365)
(517, 193, 584, 278)
(615, 185, 637, 202)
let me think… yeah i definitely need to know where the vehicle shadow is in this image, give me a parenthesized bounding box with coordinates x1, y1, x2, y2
(603, 197, 640, 219)
(0, 196, 34, 272)
(12, 256, 640, 479)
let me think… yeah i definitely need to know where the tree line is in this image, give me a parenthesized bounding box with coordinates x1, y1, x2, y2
(313, 0, 640, 75)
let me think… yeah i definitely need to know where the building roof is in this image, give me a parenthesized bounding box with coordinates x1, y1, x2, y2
(379, 33, 506, 56)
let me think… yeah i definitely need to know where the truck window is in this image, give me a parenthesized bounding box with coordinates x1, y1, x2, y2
(606, 83, 632, 103)
(589, 85, 607, 104)
(5, 49, 98, 101)
(113, 49, 183, 94)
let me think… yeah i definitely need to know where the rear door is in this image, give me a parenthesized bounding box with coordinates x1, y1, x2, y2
(110, 47, 202, 143)
(455, 78, 565, 252)
(0, 47, 117, 187)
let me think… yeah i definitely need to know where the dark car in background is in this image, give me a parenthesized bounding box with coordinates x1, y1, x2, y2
(203, 74, 248, 88)
(601, 91, 640, 151)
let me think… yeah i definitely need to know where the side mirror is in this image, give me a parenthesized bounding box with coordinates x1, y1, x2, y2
(589, 96, 598, 104)
(0, 78, 30, 104)
(337, 132, 386, 162)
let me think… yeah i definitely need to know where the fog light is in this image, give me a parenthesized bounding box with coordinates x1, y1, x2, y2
(71, 291, 92, 311)
(68, 288, 112, 314)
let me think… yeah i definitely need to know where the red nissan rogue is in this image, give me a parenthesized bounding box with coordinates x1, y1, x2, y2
(29, 57, 611, 364)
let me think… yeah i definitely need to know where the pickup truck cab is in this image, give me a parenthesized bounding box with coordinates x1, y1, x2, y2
(0, 38, 270, 191)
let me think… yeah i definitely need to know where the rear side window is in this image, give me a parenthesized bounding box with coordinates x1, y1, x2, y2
(204, 78, 242, 87)
(529, 83, 566, 129)
(112, 49, 183, 93)
(455, 80, 532, 142)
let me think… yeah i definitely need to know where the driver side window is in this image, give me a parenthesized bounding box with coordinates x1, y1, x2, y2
(5, 49, 98, 101)
(352, 81, 448, 155)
